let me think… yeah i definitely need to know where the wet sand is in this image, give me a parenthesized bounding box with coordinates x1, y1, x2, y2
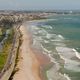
(12, 24, 50, 80)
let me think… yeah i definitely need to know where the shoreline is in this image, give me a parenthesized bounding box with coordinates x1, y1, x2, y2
(12, 15, 80, 80)
(12, 23, 51, 80)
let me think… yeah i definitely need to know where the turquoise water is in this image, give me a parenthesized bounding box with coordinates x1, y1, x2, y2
(27, 14, 80, 80)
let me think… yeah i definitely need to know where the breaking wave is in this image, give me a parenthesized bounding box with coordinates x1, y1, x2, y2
(26, 18, 80, 80)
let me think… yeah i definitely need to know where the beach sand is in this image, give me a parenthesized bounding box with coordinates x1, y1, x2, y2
(12, 24, 50, 80)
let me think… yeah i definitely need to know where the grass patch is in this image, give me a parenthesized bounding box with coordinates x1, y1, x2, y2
(0, 53, 8, 71)
(0, 28, 14, 71)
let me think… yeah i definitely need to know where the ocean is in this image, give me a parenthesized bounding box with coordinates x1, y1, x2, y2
(26, 14, 80, 80)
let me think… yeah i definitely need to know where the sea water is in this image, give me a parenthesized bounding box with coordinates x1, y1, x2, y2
(26, 14, 80, 80)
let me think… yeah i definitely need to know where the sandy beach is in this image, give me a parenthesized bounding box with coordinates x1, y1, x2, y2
(12, 24, 50, 80)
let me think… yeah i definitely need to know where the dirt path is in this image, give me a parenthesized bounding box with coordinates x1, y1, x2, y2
(12, 25, 41, 80)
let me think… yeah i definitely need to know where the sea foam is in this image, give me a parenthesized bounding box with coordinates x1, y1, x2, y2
(58, 35, 64, 39)
(72, 49, 80, 59)
(64, 74, 71, 80)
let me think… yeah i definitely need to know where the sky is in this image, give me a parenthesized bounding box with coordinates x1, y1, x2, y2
(0, 0, 80, 10)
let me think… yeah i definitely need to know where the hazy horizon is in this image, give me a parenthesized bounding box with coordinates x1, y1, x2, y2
(0, 0, 80, 10)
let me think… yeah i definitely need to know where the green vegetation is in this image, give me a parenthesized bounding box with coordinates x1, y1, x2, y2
(0, 28, 3, 41)
(0, 28, 14, 71)
(0, 28, 2, 35)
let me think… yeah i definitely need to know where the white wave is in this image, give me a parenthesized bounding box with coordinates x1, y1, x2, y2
(41, 44, 52, 54)
(38, 37, 43, 41)
(46, 34, 51, 39)
(49, 79, 53, 80)
(38, 29, 48, 35)
(33, 36, 43, 44)
(48, 25, 53, 29)
(58, 35, 64, 39)
(41, 45, 55, 63)
(64, 74, 71, 80)
(58, 52, 65, 60)
(51, 34, 65, 42)
(43, 25, 53, 29)
(28, 25, 39, 34)
(44, 40, 49, 43)
(46, 33, 54, 39)
(48, 54, 55, 62)
(72, 49, 80, 59)
(48, 18, 58, 21)
(56, 47, 79, 59)
(32, 39, 37, 46)
(59, 73, 71, 80)
(64, 18, 72, 20)
(34, 32, 38, 34)
(32, 38, 42, 50)
(54, 42, 66, 46)
(64, 59, 80, 72)
(51, 39, 62, 42)
(58, 53, 80, 72)
(56, 47, 80, 72)
(50, 34, 65, 43)
(47, 62, 68, 80)
(31, 25, 39, 30)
